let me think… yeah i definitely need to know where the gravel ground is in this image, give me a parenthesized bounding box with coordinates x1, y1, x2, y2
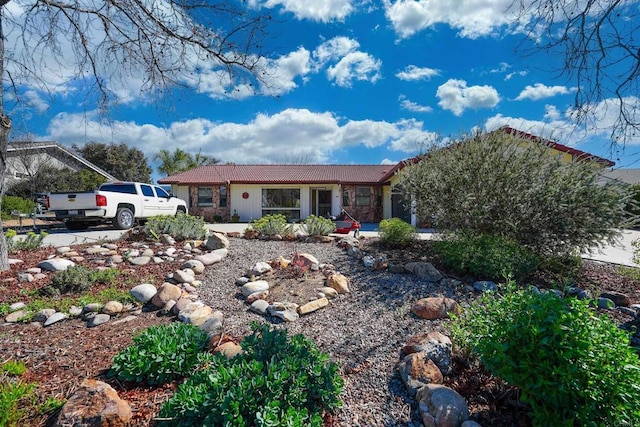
(196, 237, 459, 427)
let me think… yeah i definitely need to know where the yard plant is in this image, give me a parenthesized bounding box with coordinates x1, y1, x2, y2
(396, 130, 633, 256)
(450, 282, 640, 426)
(145, 214, 207, 241)
(248, 214, 294, 236)
(159, 322, 343, 426)
(302, 214, 336, 236)
(378, 218, 418, 247)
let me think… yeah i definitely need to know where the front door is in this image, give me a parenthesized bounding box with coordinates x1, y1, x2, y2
(391, 193, 411, 223)
(313, 189, 332, 217)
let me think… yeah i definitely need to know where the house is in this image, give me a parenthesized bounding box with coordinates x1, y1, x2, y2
(6, 141, 116, 186)
(159, 127, 613, 225)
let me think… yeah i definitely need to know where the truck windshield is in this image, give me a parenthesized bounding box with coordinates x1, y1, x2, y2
(100, 183, 137, 194)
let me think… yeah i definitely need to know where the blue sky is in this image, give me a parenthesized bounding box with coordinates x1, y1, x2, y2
(6, 1, 640, 183)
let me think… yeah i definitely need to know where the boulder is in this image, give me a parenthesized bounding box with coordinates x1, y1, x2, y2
(398, 353, 443, 396)
(130, 283, 157, 304)
(205, 232, 230, 250)
(411, 297, 461, 320)
(417, 384, 469, 427)
(327, 273, 350, 294)
(404, 262, 443, 282)
(37, 258, 75, 272)
(151, 283, 183, 308)
(401, 331, 453, 375)
(54, 379, 132, 427)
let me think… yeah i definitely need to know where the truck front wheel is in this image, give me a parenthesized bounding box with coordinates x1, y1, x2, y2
(114, 207, 134, 229)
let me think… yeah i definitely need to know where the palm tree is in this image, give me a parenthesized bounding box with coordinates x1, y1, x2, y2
(155, 148, 191, 177)
(188, 149, 220, 169)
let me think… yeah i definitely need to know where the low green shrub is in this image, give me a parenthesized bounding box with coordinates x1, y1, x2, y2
(109, 322, 209, 385)
(158, 322, 343, 426)
(1, 196, 35, 220)
(145, 214, 207, 241)
(378, 218, 417, 247)
(5, 229, 48, 253)
(248, 214, 293, 236)
(0, 360, 36, 427)
(302, 215, 336, 236)
(450, 283, 640, 426)
(434, 233, 539, 280)
(43, 265, 119, 296)
(536, 252, 583, 282)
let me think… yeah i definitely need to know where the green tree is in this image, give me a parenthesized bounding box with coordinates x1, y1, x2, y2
(512, 0, 639, 144)
(396, 130, 633, 256)
(8, 166, 106, 197)
(0, 1, 271, 270)
(74, 142, 152, 183)
(155, 148, 219, 177)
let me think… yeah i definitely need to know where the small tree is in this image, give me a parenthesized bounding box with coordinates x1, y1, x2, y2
(396, 130, 633, 256)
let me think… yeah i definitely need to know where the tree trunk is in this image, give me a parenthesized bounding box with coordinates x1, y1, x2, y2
(0, 9, 10, 271)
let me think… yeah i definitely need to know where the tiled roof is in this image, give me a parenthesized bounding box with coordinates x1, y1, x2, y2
(500, 126, 615, 167)
(158, 164, 396, 185)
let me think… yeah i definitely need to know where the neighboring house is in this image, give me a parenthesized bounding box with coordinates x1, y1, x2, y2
(159, 126, 613, 225)
(6, 141, 116, 186)
(600, 169, 640, 186)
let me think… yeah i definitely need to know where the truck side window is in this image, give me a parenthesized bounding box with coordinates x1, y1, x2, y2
(100, 184, 137, 194)
(141, 185, 155, 197)
(154, 186, 170, 198)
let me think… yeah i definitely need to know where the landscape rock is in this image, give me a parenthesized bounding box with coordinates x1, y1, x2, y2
(200, 313, 224, 337)
(213, 342, 243, 359)
(54, 379, 132, 427)
(205, 232, 230, 250)
(417, 384, 469, 427)
(246, 290, 269, 304)
(43, 312, 68, 326)
(173, 269, 196, 284)
(268, 302, 299, 322)
(316, 287, 339, 299)
(5, 310, 28, 323)
(241, 280, 270, 297)
(151, 283, 183, 308)
(293, 252, 319, 269)
(404, 262, 443, 282)
(194, 251, 224, 266)
(327, 273, 350, 294)
(412, 297, 461, 320)
(401, 331, 453, 375)
(187, 305, 213, 326)
(33, 308, 56, 323)
(248, 261, 272, 276)
(87, 314, 111, 327)
(182, 259, 205, 274)
(37, 258, 76, 272)
(250, 299, 270, 315)
(473, 281, 498, 292)
(398, 353, 443, 396)
(298, 297, 329, 315)
(129, 256, 151, 266)
(130, 283, 157, 303)
(102, 301, 124, 315)
(600, 291, 631, 307)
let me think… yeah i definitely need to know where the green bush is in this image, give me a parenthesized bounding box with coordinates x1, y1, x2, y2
(434, 233, 539, 280)
(397, 130, 633, 256)
(1, 196, 36, 220)
(378, 218, 418, 247)
(109, 322, 209, 385)
(248, 214, 293, 236)
(43, 265, 119, 296)
(145, 214, 207, 241)
(450, 283, 640, 426)
(5, 229, 48, 253)
(158, 322, 343, 426)
(0, 360, 36, 427)
(302, 215, 336, 236)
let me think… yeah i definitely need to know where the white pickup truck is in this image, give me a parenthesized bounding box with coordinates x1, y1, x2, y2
(46, 182, 188, 230)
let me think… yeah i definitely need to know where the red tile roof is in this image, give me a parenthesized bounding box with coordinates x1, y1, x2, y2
(158, 164, 396, 185)
(500, 126, 615, 167)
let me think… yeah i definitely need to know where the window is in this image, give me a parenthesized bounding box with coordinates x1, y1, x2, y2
(356, 187, 371, 206)
(198, 187, 213, 206)
(155, 186, 170, 198)
(262, 188, 300, 220)
(100, 183, 136, 194)
(343, 189, 350, 207)
(219, 186, 227, 208)
(140, 185, 155, 197)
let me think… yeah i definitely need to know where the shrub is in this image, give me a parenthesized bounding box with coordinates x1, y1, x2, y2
(5, 229, 48, 253)
(1, 196, 36, 220)
(145, 214, 207, 241)
(378, 218, 418, 247)
(396, 130, 633, 256)
(450, 283, 640, 426)
(302, 215, 336, 236)
(158, 322, 343, 426)
(0, 360, 36, 427)
(434, 233, 539, 280)
(44, 265, 119, 296)
(248, 214, 293, 236)
(109, 322, 209, 385)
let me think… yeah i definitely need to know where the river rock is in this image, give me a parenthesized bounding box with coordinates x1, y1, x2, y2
(38, 258, 76, 272)
(44, 312, 68, 326)
(398, 353, 443, 397)
(205, 232, 230, 250)
(182, 259, 205, 274)
(298, 297, 329, 315)
(241, 280, 270, 297)
(417, 384, 469, 427)
(130, 283, 157, 303)
(151, 283, 183, 308)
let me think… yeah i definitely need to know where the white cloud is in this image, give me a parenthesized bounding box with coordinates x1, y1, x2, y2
(436, 79, 500, 116)
(515, 83, 576, 101)
(396, 65, 440, 81)
(399, 95, 433, 113)
(544, 105, 561, 120)
(255, 0, 355, 22)
(45, 108, 434, 172)
(505, 70, 528, 81)
(381, 158, 398, 165)
(313, 37, 382, 87)
(384, 0, 524, 39)
(484, 113, 584, 146)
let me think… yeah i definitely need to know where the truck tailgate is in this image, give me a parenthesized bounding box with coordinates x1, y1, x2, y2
(47, 192, 98, 211)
